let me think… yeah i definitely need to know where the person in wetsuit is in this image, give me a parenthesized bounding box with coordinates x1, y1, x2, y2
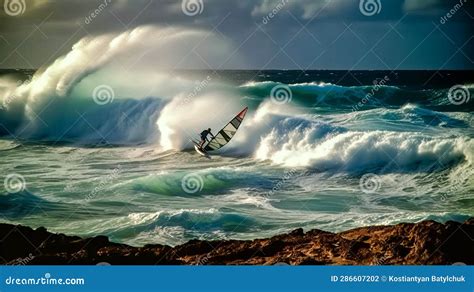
(199, 128, 214, 149)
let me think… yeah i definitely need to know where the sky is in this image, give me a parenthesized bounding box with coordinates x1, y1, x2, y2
(0, 0, 473, 69)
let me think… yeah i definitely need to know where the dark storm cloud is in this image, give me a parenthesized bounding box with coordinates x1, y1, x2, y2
(0, 0, 473, 69)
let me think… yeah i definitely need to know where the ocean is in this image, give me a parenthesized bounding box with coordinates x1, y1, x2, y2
(0, 69, 473, 246)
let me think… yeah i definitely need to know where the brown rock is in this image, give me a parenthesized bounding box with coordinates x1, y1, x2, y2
(1, 218, 472, 265)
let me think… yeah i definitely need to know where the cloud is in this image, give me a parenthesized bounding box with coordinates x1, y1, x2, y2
(403, 0, 443, 12)
(251, 0, 349, 20)
(0, 0, 472, 70)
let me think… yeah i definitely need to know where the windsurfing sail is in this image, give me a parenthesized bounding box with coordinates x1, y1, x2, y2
(204, 107, 248, 152)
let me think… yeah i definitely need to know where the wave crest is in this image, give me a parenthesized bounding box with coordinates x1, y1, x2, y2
(256, 129, 473, 171)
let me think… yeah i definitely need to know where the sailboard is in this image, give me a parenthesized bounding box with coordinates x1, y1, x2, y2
(194, 106, 248, 156)
(192, 140, 211, 158)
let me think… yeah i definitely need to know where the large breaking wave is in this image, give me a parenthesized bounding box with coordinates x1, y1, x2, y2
(0, 26, 473, 174)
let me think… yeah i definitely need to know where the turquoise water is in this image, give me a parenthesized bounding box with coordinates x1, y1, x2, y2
(1, 70, 473, 246)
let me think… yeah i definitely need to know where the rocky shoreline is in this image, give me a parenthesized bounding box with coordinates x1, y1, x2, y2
(1, 218, 473, 265)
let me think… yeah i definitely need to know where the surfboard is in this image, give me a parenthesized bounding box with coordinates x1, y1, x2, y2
(192, 140, 211, 158)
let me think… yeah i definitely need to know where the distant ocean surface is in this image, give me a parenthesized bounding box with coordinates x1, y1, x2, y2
(1, 69, 473, 246)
